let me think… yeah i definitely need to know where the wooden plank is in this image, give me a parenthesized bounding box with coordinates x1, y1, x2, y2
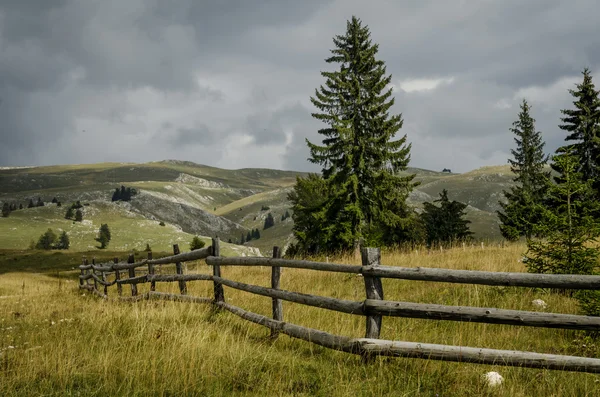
(215, 301, 355, 353)
(364, 266, 600, 289)
(356, 339, 600, 373)
(147, 274, 213, 282)
(365, 299, 600, 331)
(212, 276, 364, 315)
(119, 292, 150, 302)
(206, 256, 362, 274)
(148, 252, 155, 292)
(212, 238, 224, 303)
(117, 275, 148, 285)
(173, 244, 187, 295)
(79, 257, 85, 288)
(128, 254, 138, 296)
(114, 257, 122, 296)
(271, 246, 283, 339)
(147, 291, 213, 305)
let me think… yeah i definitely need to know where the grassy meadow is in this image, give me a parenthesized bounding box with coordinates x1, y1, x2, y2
(1, 243, 600, 396)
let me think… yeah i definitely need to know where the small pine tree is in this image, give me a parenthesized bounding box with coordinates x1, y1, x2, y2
(421, 189, 472, 248)
(95, 224, 111, 249)
(263, 212, 275, 230)
(19, 203, 23, 210)
(65, 207, 74, 219)
(54, 231, 70, 250)
(52, 197, 58, 204)
(28, 199, 34, 208)
(159, 221, 165, 226)
(35, 228, 57, 250)
(112, 188, 120, 202)
(190, 236, 205, 251)
(36, 197, 44, 207)
(525, 149, 600, 276)
(56, 202, 61, 207)
(228, 238, 232, 244)
(144, 243, 151, 252)
(75, 209, 83, 222)
(246, 231, 252, 242)
(1, 202, 10, 217)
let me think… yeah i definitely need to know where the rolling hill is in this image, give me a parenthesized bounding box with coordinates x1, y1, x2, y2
(0, 160, 516, 255)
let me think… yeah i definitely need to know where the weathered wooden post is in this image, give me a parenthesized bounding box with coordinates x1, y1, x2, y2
(270, 246, 283, 339)
(114, 257, 122, 296)
(128, 254, 137, 296)
(101, 263, 108, 297)
(362, 247, 383, 339)
(212, 238, 224, 303)
(79, 257, 85, 288)
(92, 258, 98, 291)
(148, 251, 155, 292)
(173, 244, 186, 295)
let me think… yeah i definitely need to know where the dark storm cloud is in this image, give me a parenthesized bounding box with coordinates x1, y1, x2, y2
(0, 0, 599, 173)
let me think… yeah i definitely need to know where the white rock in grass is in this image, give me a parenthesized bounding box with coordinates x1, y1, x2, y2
(532, 299, 548, 309)
(483, 371, 504, 387)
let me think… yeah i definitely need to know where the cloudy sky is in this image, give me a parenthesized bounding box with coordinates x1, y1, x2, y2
(1, 0, 599, 173)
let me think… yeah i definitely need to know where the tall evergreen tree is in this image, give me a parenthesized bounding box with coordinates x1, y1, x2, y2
(75, 209, 83, 222)
(498, 100, 550, 240)
(299, 16, 417, 253)
(421, 189, 472, 248)
(28, 199, 34, 208)
(556, 68, 600, 187)
(65, 207, 74, 219)
(246, 230, 252, 242)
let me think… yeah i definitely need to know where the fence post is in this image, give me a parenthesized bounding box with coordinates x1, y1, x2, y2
(212, 238, 224, 303)
(92, 258, 98, 291)
(270, 246, 283, 339)
(114, 257, 122, 296)
(173, 244, 187, 295)
(362, 247, 383, 339)
(128, 254, 137, 296)
(148, 251, 155, 292)
(101, 265, 108, 297)
(79, 257, 85, 288)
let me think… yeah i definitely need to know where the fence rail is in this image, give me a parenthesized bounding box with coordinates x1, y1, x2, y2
(77, 238, 600, 373)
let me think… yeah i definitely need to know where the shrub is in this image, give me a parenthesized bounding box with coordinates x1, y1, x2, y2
(190, 236, 206, 251)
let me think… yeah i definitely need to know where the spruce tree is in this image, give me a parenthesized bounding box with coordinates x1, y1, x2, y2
(421, 189, 472, 248)
(189, 236, 205, 251)
(35, 228, 57, 250)
(55, 231, 70, 250)
(65, 207, 74, 219)
(246, 231, 252, 242)
(1, 202, 10, 217)
(498, 99, 549, 240)
(19, 203, 23, 210)
(36, 197, 44, 207)
(556, 68, 600, 187)
(95, 223, 111, 249)
(263, 212, 275, 230)
(525, 149, 600, 276)
(303, 15, 417, 252)
(28, 199, 34, 208)
(75, 209, 83, 222)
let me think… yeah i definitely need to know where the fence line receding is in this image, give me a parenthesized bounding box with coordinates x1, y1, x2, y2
(77, 238, 600, 373)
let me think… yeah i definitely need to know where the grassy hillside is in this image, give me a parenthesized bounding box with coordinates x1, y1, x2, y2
(0, 160, 518, 253)
(0, 201, 256, 257)
(1, 244, 598, 395)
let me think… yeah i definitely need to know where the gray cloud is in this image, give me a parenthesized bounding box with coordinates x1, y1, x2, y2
(0, 0, 599, 174)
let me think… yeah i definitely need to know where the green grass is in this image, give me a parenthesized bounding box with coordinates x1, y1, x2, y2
(1, 244, 600, 395)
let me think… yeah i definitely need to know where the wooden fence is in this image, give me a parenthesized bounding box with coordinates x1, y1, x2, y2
(78, 238, 600, 373)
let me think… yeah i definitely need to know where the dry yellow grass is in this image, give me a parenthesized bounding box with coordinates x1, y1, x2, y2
(1, 243, 599, 396)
